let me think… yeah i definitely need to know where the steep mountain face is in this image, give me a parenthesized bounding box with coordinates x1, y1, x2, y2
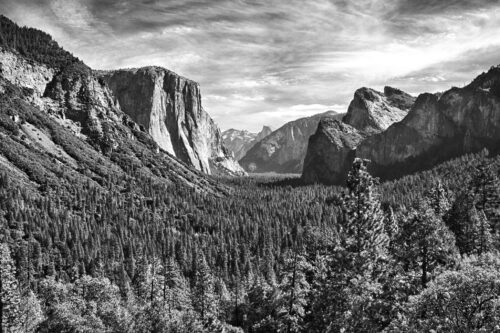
(222, 126, 272, 160)
(0, 16, 228, 195)
(99, 68, 245, 176)
(256, 125, 273, 141)
(302, 117, 364, 184)
(356, 66, 500, 180)
(302, 87, 415, 184)
(239, 111, 343, 173)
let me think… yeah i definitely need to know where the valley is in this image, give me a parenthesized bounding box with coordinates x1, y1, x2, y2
(2, 10, 500, 333)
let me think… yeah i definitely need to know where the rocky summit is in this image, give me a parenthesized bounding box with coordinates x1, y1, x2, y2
(240, 111, 343, 174)
(222, 126, 272, 160)
(302, 87, 415, 184)
(343, 86, 415, 134)
(99, 68, 245, 176)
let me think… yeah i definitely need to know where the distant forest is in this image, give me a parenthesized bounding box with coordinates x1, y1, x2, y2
(2, 14, 500, 333)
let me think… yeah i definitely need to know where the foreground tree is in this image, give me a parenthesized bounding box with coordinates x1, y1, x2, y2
(275, 250, 312, 333)
(391, 254, 500, 332)
(340, 158, 389, 260)
(308, 159, 390, 332)
(395, 204, 458, 289)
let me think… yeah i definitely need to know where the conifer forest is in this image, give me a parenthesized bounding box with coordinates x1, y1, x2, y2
(3, 4, 500, 333)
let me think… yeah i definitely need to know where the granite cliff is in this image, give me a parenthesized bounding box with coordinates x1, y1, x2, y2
(99, 68, 245, 176)
(356, 67, 500, 180)
(343, 86, 415, 133)
(302, 87, 415, 184)
(240, 111, 343, 174)
(302, 117, 364, 184)
(222, 126, 272, 160)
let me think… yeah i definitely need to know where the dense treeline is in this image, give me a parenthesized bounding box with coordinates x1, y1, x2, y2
(2, 151, 500, 332)
(0, 15, 83, 69)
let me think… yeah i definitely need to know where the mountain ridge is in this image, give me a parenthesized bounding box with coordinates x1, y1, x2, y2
(222, 125, 272, 160)
(239, 110, 343, 174)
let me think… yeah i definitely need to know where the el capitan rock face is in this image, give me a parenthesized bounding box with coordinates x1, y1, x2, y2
(356, 67, 500, 180)
(302, 87, 415, 184)
(99, 68, 245, 176)
(302, 117, 364, 184)
(240, 111, 343, 174)
(222, 126, 272, 160)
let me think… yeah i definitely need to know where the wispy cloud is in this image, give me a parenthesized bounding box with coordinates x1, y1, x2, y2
(1, 0, 500, 131)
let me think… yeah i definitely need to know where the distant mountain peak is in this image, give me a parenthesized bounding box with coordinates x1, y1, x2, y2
(222, 125, 273, 161)
(239, 111, 344, 174)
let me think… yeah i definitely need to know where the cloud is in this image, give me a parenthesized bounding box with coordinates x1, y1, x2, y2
(1, 0, 500, 131)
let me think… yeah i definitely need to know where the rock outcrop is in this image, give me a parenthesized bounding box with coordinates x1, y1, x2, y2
(302, 87, 415, 184)
(222, 126, 272, 160)
(99, 68, 245, 176)
(302, 117, 364, 184)
(0, 48, 54, 97)
(343, 86, 415, 134)
(240, 111, 343, 174)
(356, 66, 500, 180)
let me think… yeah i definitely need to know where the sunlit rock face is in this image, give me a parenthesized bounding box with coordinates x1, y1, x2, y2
(99, 67, 246, 176)
(222, 126, 272, 160)
(239, 111, 342, 174)
(302, 87, 415, 184)
(356, 66, 500, 180)
(0, 48, 54, 97)
(343, 86, 415, 134)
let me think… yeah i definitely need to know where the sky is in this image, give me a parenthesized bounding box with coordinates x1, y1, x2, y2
(1, 0, 500, 132)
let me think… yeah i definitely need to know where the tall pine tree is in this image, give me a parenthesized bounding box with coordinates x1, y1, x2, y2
(0, 243, 21, 333)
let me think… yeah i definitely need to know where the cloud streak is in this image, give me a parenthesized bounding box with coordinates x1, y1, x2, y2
(1, 0, 500, 131)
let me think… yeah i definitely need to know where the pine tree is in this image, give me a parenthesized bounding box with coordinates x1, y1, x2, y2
(471, 157, 500, 232)
(246, 275, 276, 332)
(426, 180, 450, 217)
(275, 250, 312, 333)
(19, 290, 44, 333)
(396, 204, 458, 288)
(0, 243, 21, 333)
(307, 159, 390, 332)
(192, 255, 217, 321)
(471, 209, 493, 256)
(446, 191, 477, 254)
(447, 193, 494, 255)
(163, 257, 191, 313)
(384, 206, 398, 254)
(340, 158, 388, 263)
